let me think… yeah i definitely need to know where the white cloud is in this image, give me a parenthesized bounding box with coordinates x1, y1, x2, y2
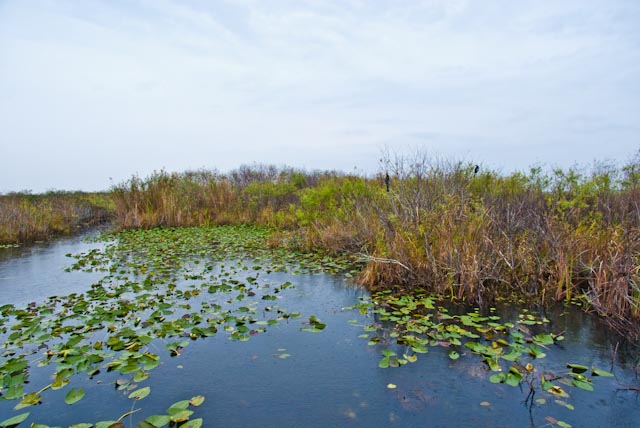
(0, 0, 639, 192)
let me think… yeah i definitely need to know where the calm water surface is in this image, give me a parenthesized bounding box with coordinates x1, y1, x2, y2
(0, 234, 638, 427)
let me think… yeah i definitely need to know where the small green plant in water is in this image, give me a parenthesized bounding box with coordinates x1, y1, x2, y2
(344, 291, 617, 427)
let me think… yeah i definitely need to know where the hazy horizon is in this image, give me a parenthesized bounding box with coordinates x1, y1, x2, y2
(2, 1, 639, 193)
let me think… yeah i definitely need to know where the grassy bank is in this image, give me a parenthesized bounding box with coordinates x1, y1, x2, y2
(0, 191, 114, 245)
(110, 157, 640, 340)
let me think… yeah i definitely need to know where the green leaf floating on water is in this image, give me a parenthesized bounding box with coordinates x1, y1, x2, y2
(129, 386, 151, 400)
(567, 363, 589, 374)
(180, 419, 203, 428)
(64, 388, 85, 405)
(528, 344, 546, 359)
(144, 415, 171, 427)
(301, 315, 326, 333)
(95, 421, 121, 428)
(0, 413, 29, 427)
(464, 341, 483, 353)
(167, 400, 191, 413)
(379, 349, 397, 368)
(489, 373, 506, 384)
(190, 395, 206, 406)
(591, 367, 614, 377)
(555, 400, 575, 410)
(484, 357, 501, 372)
(169, 410, 194, 423)
(532, 333, 554, 345)
(571, 378, 594, 391)
(404, 353, 418, 363)
(14, 392, 41, 410)
(382, 349, 396, 357)
(505, 367, 523, 386)
(378, 358, 389, 368)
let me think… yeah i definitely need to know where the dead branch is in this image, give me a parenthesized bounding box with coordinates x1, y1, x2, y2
(357, 253, 413, 273)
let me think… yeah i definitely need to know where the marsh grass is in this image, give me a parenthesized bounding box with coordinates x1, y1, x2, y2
(108, 157, 640, 339)
(0, 191, 113, 244)
(6, 156, 640, 339)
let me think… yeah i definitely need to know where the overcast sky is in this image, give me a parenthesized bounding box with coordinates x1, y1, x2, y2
(1, 0, 639, 193)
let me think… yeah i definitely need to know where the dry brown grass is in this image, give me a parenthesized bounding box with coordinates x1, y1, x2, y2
(0, 191, 112, 244)
(105, 157, 640, 340)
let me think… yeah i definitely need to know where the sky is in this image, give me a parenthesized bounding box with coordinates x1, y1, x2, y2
(1, 0, 639, 193)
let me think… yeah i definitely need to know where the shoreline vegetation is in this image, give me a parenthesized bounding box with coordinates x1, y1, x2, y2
(0, 191, 113, 246)
(2, 153, 639, 341)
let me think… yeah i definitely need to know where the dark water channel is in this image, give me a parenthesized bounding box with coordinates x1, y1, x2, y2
(0, 234, 638, 427)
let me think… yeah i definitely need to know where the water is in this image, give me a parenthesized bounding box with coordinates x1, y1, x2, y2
(0, 233, 105, 307)
(0, 234, 638, 427)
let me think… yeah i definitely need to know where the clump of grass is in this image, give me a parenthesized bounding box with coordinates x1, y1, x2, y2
(0, 191, 113, 244)
(111, 169, 237, 228)
(110, 166, 338, 229)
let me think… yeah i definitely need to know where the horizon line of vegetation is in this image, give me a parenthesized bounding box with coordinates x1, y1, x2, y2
(1, 152, 640, 340)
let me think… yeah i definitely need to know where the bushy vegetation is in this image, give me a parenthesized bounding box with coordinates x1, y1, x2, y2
(0, 191, 113, 244)
(3, 154, 640, 338)
(109, 155, 640, 339)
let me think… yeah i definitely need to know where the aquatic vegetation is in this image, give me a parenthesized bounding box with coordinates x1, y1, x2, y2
(100, 156, 640, 339)
(0, 225, 360, 426)
(4, 155, 640, 338)
(345, 291, 621, 427)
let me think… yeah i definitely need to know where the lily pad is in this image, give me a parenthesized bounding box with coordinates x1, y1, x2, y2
(95, 422, 121, 428)
(190, 395, 206, 406)
(180, 419, 203, 428)
(64, 388, 85, 405)
(567, 363, 588, 374)
(144, 415, 170, 427)
(591, 367, 614, 377)
(129, 386, 151, 400)
(0, 413, 30, 427)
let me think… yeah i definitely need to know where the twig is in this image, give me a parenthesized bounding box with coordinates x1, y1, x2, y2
(357, 253, 413, 272)
(616, 385, 640, 392)
(610, 342, 619, 372)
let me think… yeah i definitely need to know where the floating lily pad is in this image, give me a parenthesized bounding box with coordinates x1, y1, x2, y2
(64, 388, 85, 405)
(95, 421, 121, 428)
(0, 413, 30, 427)
(190, 396, 205, 407)
(567, 364, 588, 374)
(129, 386, 151, 400)
(144, 415, 170, 427)
(180, 419, 203, 428)
(591, 367, 614, 377)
